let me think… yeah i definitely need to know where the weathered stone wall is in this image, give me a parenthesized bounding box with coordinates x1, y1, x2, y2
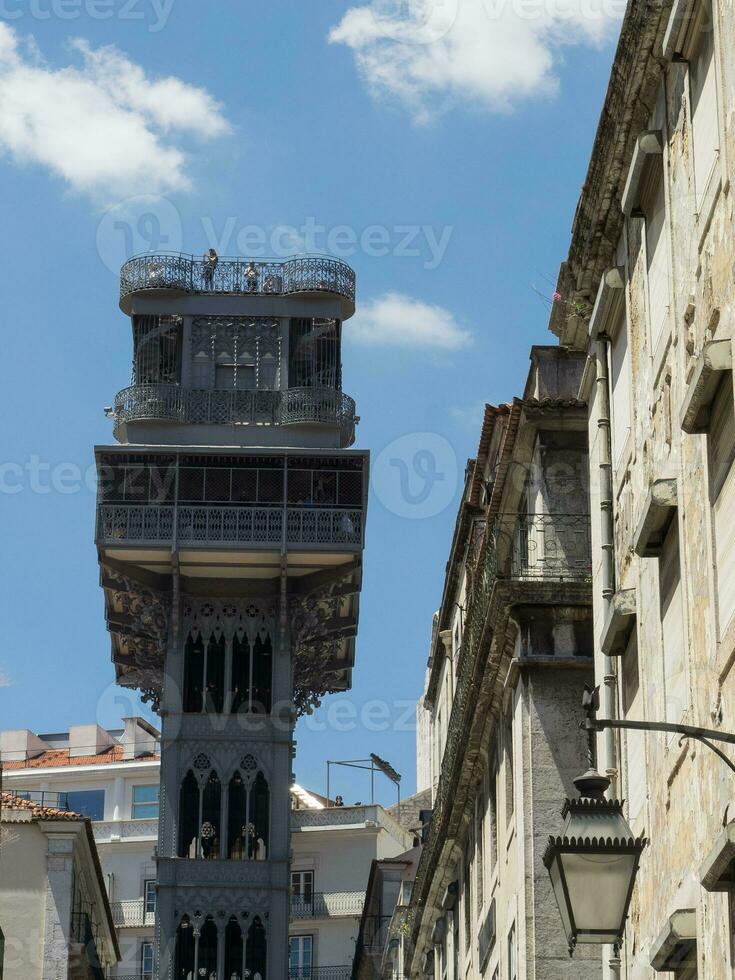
(579, 0, 735, 973)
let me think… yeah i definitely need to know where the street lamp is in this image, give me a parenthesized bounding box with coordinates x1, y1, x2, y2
(543, 766, 646, 955)
(546, 686, 735, 956)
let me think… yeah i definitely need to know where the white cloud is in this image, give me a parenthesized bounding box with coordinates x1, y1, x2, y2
(0, 24, 230, 199)
(348, 292, 472, 348)
(329, 0, 621, 122)
(0, 668, 12, 688)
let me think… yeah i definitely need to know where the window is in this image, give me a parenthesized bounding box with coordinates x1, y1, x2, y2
(504, 719, 515, 824)
(475, 795, 484, 914)
(289, 317, 341, 388)
(687, 0, 719, 208)
(641, 162, 671, 353)
(708, 376, 735, 634)
(621, 630, 646, 825)
(132, 315, 181, 385)
(507, 921, 517, 980)
(659, 520, 686, 723)
(144, 879, 156, 916)
(289, 935, 313, 979)
(132, 785, 159, 819)
(463, 850, 472, 955)
(141, 941, 154, 980)
(609, 306, 632, 469)
(214, 362, 256, 390)
(487, 753, 498, 876)
(66, 790, 105, 822)
(291, 870, 314, 907)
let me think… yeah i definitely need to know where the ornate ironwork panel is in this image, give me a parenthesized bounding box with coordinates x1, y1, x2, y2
(120, 253, 355, 304)
(113, 385, 356, 445)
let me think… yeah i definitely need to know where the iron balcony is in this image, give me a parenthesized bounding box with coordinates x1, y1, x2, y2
(112, 384, 358, 448)
(120, 252, 356, 317)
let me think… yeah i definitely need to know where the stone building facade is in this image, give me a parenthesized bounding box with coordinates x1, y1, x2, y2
(402, 347, 600, 979)
(0, 791, 119, 980)
(547, 0, 735, 974)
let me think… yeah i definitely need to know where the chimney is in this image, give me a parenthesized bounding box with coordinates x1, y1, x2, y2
(68, 724, 116, 759)
(0, 729, 51, 763)
(121, 717, 160, 760)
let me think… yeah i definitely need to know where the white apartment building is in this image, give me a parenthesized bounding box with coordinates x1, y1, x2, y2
(0, 791, 119, 980)
(0, 720, 413, 979)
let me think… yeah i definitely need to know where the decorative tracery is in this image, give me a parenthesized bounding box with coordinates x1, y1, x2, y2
(182, 600, 274, 715)
(190, 316, 281, 391)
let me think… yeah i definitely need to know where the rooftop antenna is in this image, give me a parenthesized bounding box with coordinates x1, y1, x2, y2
(326, 754, 402, 807)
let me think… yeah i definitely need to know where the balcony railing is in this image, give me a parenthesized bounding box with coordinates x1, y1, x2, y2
(119, 252, 355, 306)
(2, 790, 70, 809)
(493, 512, 592, 581)
(288, 970, 352, 980)
(70, 912, 105, 980)
(112, 384, 358, 446)
(110, 899, 155, 928)
(97, 504, 364, 550)
(290, 891, 365, 918)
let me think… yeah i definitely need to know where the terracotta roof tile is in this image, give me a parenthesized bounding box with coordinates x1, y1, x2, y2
(1, 745, 159, 770)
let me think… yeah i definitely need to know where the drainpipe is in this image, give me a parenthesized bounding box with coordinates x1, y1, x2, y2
(595, 339, 622, 980)
(595, 340, 618, 787)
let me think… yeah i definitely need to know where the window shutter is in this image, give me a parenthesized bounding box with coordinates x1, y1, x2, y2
(610, 310, 632, 467)
(642, 165, 670, 352)
(659, 521, 686, 722)
(709, 375, 735, 632)
(689, 12, 719, 209)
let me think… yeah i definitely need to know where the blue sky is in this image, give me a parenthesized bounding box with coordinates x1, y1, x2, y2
(0, 0, 618, 805)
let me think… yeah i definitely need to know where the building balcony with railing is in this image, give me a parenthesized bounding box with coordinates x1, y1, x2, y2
(119, 252, 356, 317)
(95, 449, 367, 553)
(290, 890, 365, 919)
(111, 274, 359, 448)
(110, 898, 156, 929)
(492, 511, 592, 582)
(112, 384, 358, 448)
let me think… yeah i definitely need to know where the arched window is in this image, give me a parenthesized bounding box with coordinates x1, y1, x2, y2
(227, 762, 269, 860)
(231, 633, 272, 715)
(178, 771, 199, 859)
(251, 772, 269, 857)
(246, 917, 267, 980)
(204, 634, 226, 714)
(174, 916, 194, 980)
(183, 633, 204, 713)
(231, 633, 251, 714)
(251, 634, 272, 714)
(227, 771, 248, 859)
(178, 768, 221, 859)
(201, 771, 221, 860)
(199, 917, 218, 978)
(224, 917, 243, 979)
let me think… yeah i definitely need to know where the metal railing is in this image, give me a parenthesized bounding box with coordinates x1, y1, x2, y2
(120, 252, 355, 305)
(110, 899, 155, 928)
(97, 504, 364, 549)
(70, 912, 105, 980)
(2, 790, 70, 809)
(493, 512, 592, 581)
(290, 891, 365, 918)
(288, 970, 352, 980)
(112, 384, 357, 446)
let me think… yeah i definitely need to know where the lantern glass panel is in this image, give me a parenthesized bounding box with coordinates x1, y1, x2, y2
(559, 850, 637, 940)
